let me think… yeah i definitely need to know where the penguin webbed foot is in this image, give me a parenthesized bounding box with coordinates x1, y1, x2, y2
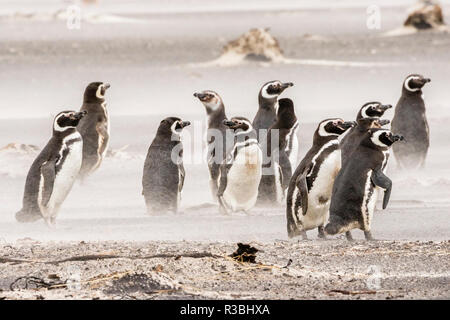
(345, 231, 354, 242)
(317, 226, 327, 239)
(364, 231, 376, 241)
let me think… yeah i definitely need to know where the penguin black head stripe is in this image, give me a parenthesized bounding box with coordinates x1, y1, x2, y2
(83, 82, 111, 103)
(260, 80, 294, 100)
(223, 117, 252, 134)
(157, 117, 191, 138)
(193, 90, 223, 113)
(53, 110, 87, 132)
(403, 74, 431, 93)
(357, 102, 392, 120)
(318, 118, 356, 137)
(365, 129, 404, 149)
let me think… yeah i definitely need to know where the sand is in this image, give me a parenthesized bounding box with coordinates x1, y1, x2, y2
(0, 1, 449, 299)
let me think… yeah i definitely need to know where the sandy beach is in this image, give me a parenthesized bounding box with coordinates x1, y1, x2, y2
(0, 0, 449, 299)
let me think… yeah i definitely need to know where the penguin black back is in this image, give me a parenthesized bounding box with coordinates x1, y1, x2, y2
(391, 74, 431, 169)
(142, 117, 191, 214)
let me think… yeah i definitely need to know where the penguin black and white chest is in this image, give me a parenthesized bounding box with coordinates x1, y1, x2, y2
(340, 102, 392, 166)
(193, 90, 228, 200)
(252, 81, 297, 168)
(391, 74, 431, 169)
(16, 111, 87, 225)
(258, 98, 298, 205)
(286, 118, 355, 239)
(217, 117, 262, 214)
(325, 129, 404, 241)
(77, 82, 111, 180)
(142, 117, 191, 214)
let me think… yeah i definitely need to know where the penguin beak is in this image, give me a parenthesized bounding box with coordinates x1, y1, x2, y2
(180, 121, 191, 128)
(378, 119, 390, 126)
(281, 82, 294, 89)
(424, 78, 431, 83)
(380, 104, 392, 111)
(391, 134, 404, 142)
(194, 92, 208, 101)
(74, 111, 87, 120)
(340, 121, 356, 129)
(104, 83, 111, 90)
(223, 120, 236, 127)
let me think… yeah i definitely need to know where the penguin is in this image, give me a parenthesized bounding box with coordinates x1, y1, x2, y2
(252, 80, 294, 133)
(286, 118, 355, 240)
(340, 117, 390, 165)
(391, 74, 431, 169)
(252, 81, 297, 169)
(77, 82, 111, 180)
(325, 128, 404, 241)
(193, 90, 229, 201)
(340, 102, 391, 162)
(15, 110, 87, 225)
(217, 117, 262, 214)
(142, 117, 191, 214)
(258, 98, 298, 205)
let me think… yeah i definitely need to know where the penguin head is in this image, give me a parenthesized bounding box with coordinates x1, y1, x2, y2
(157, 117, 191, 139)
(317, 118, 356, 137)
(193, 90, 223, 114)
(357, 117, 390, 130)
(403, 74, 431, 93)
(367, 128, 404, 149)
(53, 110, 87, 133)
(276, 98, 297, 128)
(357, 102, 392, 120)
(223, 117, 253, 135)
(83, 82, 111, 102)
(260, 80, 294, 100)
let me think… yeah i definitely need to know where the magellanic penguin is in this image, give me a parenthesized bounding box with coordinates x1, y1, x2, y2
(142, 117, 191, 214)
(217, 117, 262, 214)
(16, 110, 87, 225)
(340, 102, 392, 164)
(286, 118, 355, 239)
(325, 128, 404, 241)
(258, 98, 298, 205)
(193, 90, 228, 201)
(252, 81, 298, 169)
(391, 74, 431, 169)
(77, 82, 111, 180)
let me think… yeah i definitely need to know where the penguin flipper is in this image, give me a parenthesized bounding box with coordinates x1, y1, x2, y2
(40, 159, 57, 207)
(278, 151, 292, 191)
(217, 163, 229, 197)
(370, 169, 392, 210)
(178, 164, 185, 193)
(295, 170, 310, 215)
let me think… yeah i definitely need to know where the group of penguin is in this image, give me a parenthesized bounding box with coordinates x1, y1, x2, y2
(15, 74, 431, 241)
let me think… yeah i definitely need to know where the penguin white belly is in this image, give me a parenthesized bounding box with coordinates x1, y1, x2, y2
(45, 138, 83, 218)
(303, 150, 341, 230)
(285, 123, 299, 169)
(273, 161, 284, 204)
(287, 134, 299, 170)
(361, 170, 378, 231)
(223, 145, 262, 212)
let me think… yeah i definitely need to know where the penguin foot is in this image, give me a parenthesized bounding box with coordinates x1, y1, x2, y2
(317, 226, 327, 239)
(345, 231, 354, 242)
(15, 210, 42, 223)
(301, 231, 308, 240)
(364, 231, 375, 241)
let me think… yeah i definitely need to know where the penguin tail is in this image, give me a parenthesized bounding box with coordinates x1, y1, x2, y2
(15, 209, 42, 223)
